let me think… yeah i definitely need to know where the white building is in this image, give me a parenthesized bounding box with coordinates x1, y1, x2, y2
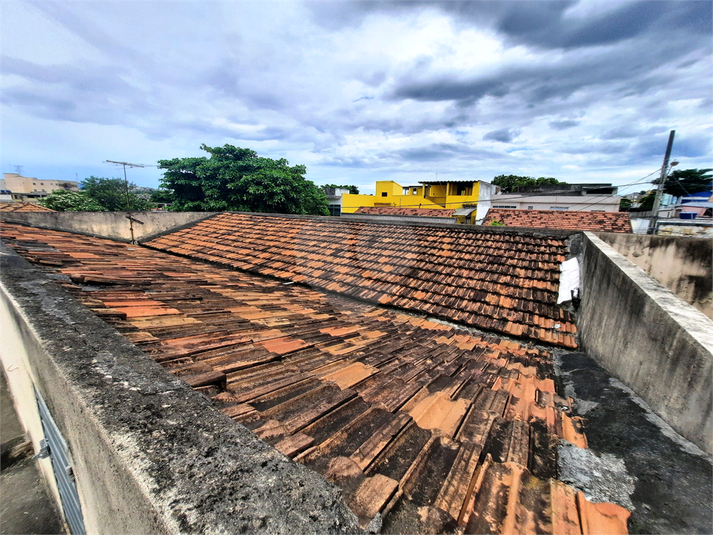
(491, 183, 621, 213)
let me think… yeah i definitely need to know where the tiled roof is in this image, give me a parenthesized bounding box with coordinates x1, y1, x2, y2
(355, 206, 455, 217)
(145, 213, 577, 348)
(0, 202, 55, 212)
(483, 209, 632, 233)
(1, 223, 629, 534)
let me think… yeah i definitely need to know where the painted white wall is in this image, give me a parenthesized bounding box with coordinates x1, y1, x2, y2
(492, 193, 620, 212)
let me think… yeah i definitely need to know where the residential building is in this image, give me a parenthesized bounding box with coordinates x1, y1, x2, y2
(491, 183, 621, 213)
(0, 178, 13, 202)
(341, 179, 495, 220)
(673, 191, 713, 218)
(322, 186, 353, 216)
(3, 173, 79, 202)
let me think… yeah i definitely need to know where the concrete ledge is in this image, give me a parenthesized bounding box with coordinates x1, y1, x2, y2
(0, 244, 360, 534)
(0, 211, 219, 242)
(578, 232, 713, 454)
(596, 231, 712, 319)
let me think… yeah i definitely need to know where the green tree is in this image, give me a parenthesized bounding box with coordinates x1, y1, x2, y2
(323, 184, 360, 195)
(158, 144, 329, 215)
(38, 190, 105, 212)
(619, 198, 632, 211)
(663, 168, 712, 198)
(492, 174, 564, 193)
(150, 188, 174, 204)
(80, 176, 154, 211)
(637, 192, 656, 211)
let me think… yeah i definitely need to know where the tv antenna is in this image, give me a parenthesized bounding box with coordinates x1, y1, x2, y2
(105, 160, 147, 244)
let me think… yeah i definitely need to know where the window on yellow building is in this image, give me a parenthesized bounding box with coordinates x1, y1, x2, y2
(381, 192, 387, 197)
(456, 184, 472, 196)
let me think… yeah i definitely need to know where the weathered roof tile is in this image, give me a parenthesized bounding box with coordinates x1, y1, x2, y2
(484, 208, 632, 233)
(145, 213, 576, 347)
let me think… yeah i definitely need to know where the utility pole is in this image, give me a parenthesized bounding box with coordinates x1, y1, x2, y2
(105, 160, 146, 244)
(649, 130, 675, 234)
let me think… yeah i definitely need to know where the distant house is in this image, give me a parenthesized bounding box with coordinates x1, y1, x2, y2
(342, 179, 495, 220)
(2, 173, 79, 202)
(0, 178, 12, 202)
(491, 183, 620, 213)
(322, 186, 353, 216)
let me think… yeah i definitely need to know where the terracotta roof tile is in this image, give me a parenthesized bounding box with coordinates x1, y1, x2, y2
(0, 202, 56, 212)
(483, 208, 632, 233)
(355, 206, 455, 217)
(145, 213, 576, 347)
(1, 223, 629, 534)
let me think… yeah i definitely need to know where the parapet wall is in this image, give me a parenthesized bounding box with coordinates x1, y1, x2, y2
(578, 232, 713, 454)
(0, 245, 359, 534)
(596, 231, 712, 319)
(0, 211, 218, 242)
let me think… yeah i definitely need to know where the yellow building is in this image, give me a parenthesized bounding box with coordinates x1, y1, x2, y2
(341, 179, 494, 220)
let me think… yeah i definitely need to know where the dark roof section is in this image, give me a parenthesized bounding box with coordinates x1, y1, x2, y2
(145, 213, 577, 348)
(355, 206, 455, 217)
(1, 222, 629, 534)
(484, 209, 632, 233)
(0, 202, 55, 212)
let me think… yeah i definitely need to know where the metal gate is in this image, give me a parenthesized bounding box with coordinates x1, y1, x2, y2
(34, 387, 86, 535)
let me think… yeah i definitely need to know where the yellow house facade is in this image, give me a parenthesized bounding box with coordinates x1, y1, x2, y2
(341, 179, 488, 214)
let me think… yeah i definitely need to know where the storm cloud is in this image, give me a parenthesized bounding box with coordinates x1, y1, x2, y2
(1, 0, 710, 193)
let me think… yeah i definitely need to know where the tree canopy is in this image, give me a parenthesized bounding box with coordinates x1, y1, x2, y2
(323, 184, 360, 195)
(663, 168, 712, 198)
(38, 190, 105, 212)
(80, 176, 154, 211)
(619, 198, 632, 212)
(158, 144, 329, 215)
(637, 191, 656, 211)
(492, 175, 564, 193)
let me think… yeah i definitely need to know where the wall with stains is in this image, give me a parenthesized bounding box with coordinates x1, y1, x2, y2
(0, 211, 218, 242)
(596, 232, 712, 319)
(578, 233, 713, 454)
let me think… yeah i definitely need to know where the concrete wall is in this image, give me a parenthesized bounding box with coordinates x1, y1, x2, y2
(0, 211, 218, 242)
(657, 220, 713, 237)
(0, 245, 359, 534)
(577, 232, 713, 454)
(596, 232, 712, 320)
(491, 194, 620, 212)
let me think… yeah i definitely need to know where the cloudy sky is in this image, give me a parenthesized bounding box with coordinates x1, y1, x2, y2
(1, 0, 711, 194)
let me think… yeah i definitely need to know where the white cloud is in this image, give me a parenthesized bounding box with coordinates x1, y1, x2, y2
(1, 0, 710, 191)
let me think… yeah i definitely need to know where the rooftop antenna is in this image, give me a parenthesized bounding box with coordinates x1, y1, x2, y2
(105, 160, 146, 244)
(14, 165, 23, 176)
